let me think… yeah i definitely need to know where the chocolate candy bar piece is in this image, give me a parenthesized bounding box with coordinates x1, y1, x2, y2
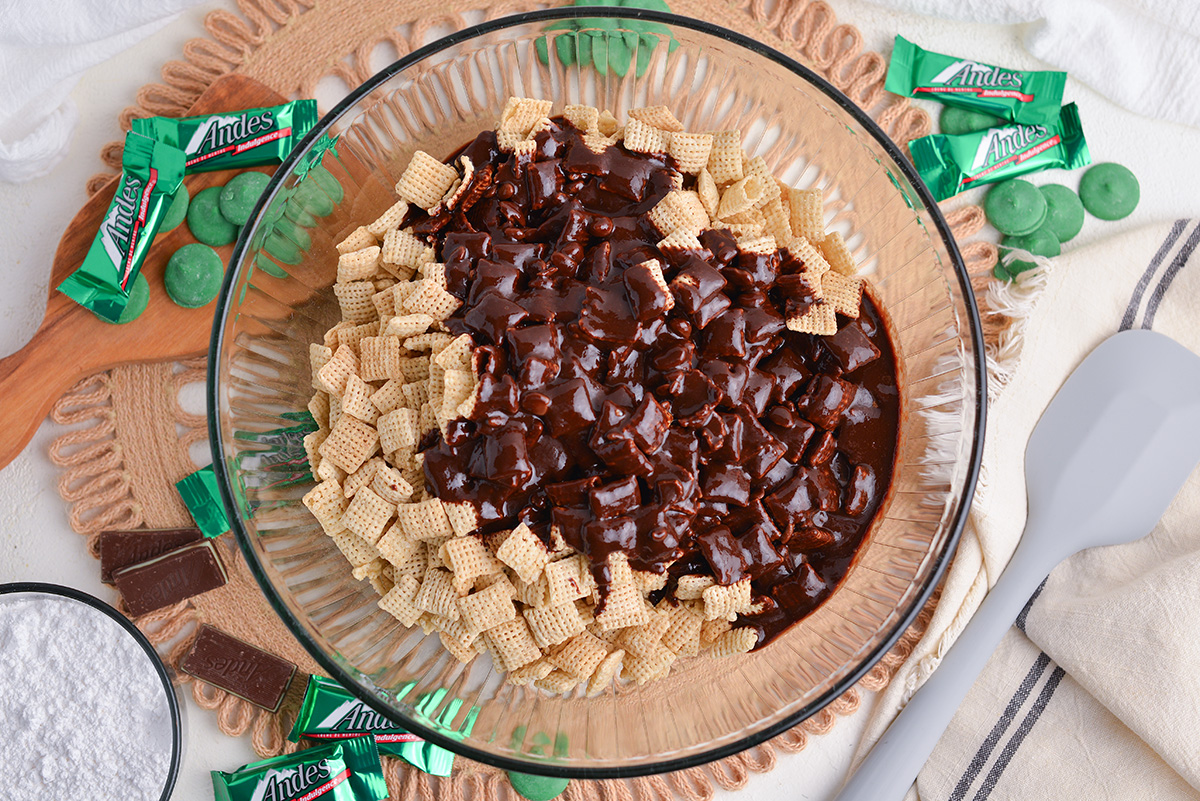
(98, 528, 203, 583)
(112, 539, 228, 617)
(181, 624, 297, 712)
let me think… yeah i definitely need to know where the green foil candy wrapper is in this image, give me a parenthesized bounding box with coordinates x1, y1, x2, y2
(176, 465, 231, 538)
(885, 35, 1066, 125)
(131, 99, 319, 172)
(56, 132, 185, 322)
(910, 103, 1091, 202)
(290, 677, 469, 778)
(212, 735, 388, 801)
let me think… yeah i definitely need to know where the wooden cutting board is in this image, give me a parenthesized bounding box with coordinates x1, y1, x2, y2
(0, 75, 287, 470)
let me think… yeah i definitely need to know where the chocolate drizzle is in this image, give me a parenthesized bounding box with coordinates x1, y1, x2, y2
(414, 117, 899, 646)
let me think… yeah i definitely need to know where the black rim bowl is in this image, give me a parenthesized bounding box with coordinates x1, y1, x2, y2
(208, 8, 986, 779)
(0, 582, 183, 799)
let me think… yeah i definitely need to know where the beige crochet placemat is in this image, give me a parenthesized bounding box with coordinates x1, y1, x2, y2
(50, 0, 992, 797)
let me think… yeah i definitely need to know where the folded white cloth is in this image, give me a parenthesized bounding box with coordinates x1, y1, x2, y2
(0, 0, 207, 183)
(865, 0, 1200, 129)
(858, 219, 1200, 799)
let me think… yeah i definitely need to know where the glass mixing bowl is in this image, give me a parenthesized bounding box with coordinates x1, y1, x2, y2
(208, 9, 985, 778)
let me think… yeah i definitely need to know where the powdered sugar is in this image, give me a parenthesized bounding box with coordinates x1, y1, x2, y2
(0, 593, 173, 800)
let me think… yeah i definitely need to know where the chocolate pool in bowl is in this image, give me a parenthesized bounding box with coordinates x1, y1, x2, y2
(0, 583, 182, 799)
(208, 9, 984, 777)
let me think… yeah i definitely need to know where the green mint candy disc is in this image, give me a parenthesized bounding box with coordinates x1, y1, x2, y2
(160, 185, 190, 233)
(507, 772, 570, 801)
(1079, 162, 1139, 221)
(997, 226, 1061, 279)
(1038, 183, 1085, 243)
(291, 178, 336, 218)
(308, 164, 345, 204)
(939, 106, 1005, 136)
(98, 272, 150, 324)
(984, 179, 1048, 236)
(218, 171, 271, 226)
(187, 186, 238, 246)
(164, 243, 225, 308)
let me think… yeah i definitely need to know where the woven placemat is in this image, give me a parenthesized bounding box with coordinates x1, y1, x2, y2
(51, 0, 991, 797)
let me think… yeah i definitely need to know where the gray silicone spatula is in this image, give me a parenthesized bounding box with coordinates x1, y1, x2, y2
(837, 328, 1200, 801)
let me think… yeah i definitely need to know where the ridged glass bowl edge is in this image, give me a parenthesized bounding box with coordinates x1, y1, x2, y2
(206, 7, 987, 779)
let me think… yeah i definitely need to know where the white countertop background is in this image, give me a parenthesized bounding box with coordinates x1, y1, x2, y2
(2, 2, 1199, 799)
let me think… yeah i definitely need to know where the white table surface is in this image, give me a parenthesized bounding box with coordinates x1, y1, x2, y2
(2, 3, 1199, 800)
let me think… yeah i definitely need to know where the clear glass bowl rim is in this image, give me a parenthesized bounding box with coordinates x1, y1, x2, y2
(207, 7, 987, 778)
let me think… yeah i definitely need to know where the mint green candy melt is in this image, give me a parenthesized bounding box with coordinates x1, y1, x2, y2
(96, 272, 149, 324)
(187, 186, 238, 246)
(507, 772, 570, 801)
(164, 243, 224, 308)
(536, 0, 679, 77)
(160, 185, 189, 233)
(995, 226, 1060, 280)
(218, 171, 271, 226)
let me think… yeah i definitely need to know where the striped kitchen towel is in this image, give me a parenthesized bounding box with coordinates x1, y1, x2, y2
(858, 220, 1200, 800)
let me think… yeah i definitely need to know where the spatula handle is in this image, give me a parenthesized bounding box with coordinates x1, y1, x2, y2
(836, 538, 1051, 801)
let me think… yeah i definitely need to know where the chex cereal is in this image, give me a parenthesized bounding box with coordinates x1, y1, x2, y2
(301, 98, 892, 699)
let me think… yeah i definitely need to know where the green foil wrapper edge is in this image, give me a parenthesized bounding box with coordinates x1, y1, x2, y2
(910, 103, 1091, 202)
(176, 465, 231, 538)
(885, 35, 1066, 126)
(56, 132, 185, 322)
(131, 99, 319, 173)
(211, 735, 387, 801)
(290, 676, 467, 778)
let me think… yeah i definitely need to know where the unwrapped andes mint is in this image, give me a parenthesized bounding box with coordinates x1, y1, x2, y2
(910, 103, 1091, 201)
(885, 35, 1066, 125)
(181, 625, 297, 712)
(98, 527, 202, 583)
(212, 735, 387, 801)
(112, 539, 227, 617)
(132, 100, 318, 172)
(57, 131, 186, 322)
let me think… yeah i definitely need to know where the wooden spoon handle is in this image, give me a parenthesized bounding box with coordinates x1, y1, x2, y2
(0, 75, 287, 472)
(0, 299, 118, 469)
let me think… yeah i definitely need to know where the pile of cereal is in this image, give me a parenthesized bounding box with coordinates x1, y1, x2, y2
(302, 98, 878, 695)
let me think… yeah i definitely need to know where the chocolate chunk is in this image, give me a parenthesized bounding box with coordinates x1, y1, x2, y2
(541, 378, 598, 435)
(790, 527, 835, 549)
(623, 260, 673, 321)
(738, 524, 785, 578)
(805, 430, 838, 466)
(180, 624, 296, 712)
(589, 476, 641, 519)
(414, 118, 901, 643)
(98, 527, 202, 584)
(112, 539, 227, 617)
(464, 292, 528, 345)
(824, 322, 881, 373)
(702, 309, 748, 359)
(761, 347, 812, 401)
(845, 464, 877, 516)
(764, 471, 820, 533)
(698, 526, 747, 585)
(702, 463, 752, 506)
(798, 374, 857, 430)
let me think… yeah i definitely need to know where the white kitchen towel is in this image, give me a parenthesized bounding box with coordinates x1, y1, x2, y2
(858, 219, 1200, 800)
(0, 0, 208, 183)
(865, 0, 1200, 129)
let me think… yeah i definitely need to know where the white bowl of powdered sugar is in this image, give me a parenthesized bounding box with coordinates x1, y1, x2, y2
(0, 582, 181, 800)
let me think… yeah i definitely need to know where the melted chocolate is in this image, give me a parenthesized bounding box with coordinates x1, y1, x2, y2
(413, 118, 899, 647)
